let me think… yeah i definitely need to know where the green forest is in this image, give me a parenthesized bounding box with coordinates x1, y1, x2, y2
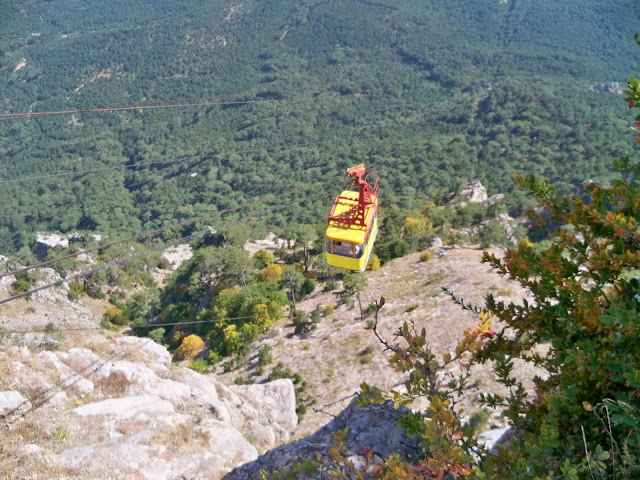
(1, 0, 639, 254)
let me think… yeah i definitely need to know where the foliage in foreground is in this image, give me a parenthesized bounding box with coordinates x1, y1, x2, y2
(470, 155, 640, 479)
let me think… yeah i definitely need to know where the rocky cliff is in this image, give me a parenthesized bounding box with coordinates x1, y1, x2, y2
(0, 336, 297, 479)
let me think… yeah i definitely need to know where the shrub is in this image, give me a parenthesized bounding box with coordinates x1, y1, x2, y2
(403, 217, 428, 236)
(104, 307, 127, 326)
(171, 330, 185, 348)
(292, 310, 316, 335)
(253, 249, 276, 269)
(258, 264, 283, 282)
(388, 239, 409, 259)
(253, 303, 278, 332)
(50, 425, 67, 442)
(258, 345, 273, 366)
(174, 334, 205, 361)
(356, 300, 492, 479)
(156, 256, 172, 270)
(462, 161, 640, 477)
(300, 277, 316, 296)
(208, 350, 221, 364)
(223, 324, 242, 355)
(67, 287, 80, 302)
(419, 251, 433, 262)
(268, 362, 295, 381)
(321, 305, 335, 316)
(86, 287, 106, 299)
(234, 376, 255, 385)
(404, 303, 419, 313)
(187, 358, 208, 373)
(149, 328, 166, 344)
(366, 253, 381, 270)
(68, 280, 84, 301)
(44, 322, 58, 333)
(11, 277, 30, 295)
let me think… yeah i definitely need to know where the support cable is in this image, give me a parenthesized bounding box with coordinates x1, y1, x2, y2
(0, 140, 332, 186)
(2, 315, 257, 334)
(0, 97, 315, 122)
(0, 82, 359, 119)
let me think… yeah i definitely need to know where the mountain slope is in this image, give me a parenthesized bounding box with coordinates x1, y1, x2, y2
(0, 0, 638, 253)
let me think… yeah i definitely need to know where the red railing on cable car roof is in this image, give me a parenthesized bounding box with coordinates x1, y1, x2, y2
(328, 164, 378, 228)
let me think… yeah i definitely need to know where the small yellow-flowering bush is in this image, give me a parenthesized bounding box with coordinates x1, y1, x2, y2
(104, 307, 126, 325)
(403, 217, 428, 236)
(419, 251, 433, 262)
(174, 334, 205, 361)
(223, 324, 241, 354)
(253, 249, 275, 269)
(366, 254, 380, 270)
(253, 303, 277, 332)
(171, 330, 185, 348)
(259, 263, 283, 282)
(321, 305, 335, 316)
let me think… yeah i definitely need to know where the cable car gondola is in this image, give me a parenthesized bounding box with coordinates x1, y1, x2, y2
(325, 164, 379, 272)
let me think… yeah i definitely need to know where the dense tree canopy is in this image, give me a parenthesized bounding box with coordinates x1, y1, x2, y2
(1, 0, 639, 254)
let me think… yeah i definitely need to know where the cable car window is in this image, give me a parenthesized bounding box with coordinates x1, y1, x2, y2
(332, 240, 355, 257)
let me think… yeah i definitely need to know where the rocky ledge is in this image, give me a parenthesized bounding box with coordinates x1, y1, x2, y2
(0, 336, 297, 479)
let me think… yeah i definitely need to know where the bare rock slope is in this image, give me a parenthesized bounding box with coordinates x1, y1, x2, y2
(0, 336, 297, 479)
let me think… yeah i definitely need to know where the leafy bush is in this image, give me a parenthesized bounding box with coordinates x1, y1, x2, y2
(149, 327, 166, 344)
(67, 287, 80, 302)
(11, 270, 41, 296)
(187, 358, 208, 373)
(174, 334, 205, 361)
(234, 376, 255, 385)
(463, 159, 640, 478)
(258, 345, 273, 366)
(300, 277, 316, 296)
(259, 264, 283, 282)
(103, 307, 127, 326)
(268, 362, 300, 383)
(291, 309, 318, 335)
(366, 253, 381, 270)
(67, 280, 84, 301)
(388, 239, 410, 259)
(171, 330, 185, 348)
(404, 303, 418, 313)
(254, 249, 276, 269)
(419, 251, 433, 262)
(208, 350, 221, 364)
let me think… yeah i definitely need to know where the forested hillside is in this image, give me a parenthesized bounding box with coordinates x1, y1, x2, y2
(1, 0, 639, 253)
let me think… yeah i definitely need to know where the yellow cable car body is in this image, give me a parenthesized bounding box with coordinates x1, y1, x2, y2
(325, 164, 379, 272)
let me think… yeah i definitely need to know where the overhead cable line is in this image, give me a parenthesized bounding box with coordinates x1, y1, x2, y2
(3, 315, 257, 334)
(0, 177, 343, 280)
(0, 140, 332, 186)
(0, 97, 315, 122)
(0, 185, 336, 306)
(0, 82, 359, 119)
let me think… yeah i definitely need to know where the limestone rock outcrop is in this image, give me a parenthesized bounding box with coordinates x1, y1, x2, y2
(0, 336, 297, 479)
